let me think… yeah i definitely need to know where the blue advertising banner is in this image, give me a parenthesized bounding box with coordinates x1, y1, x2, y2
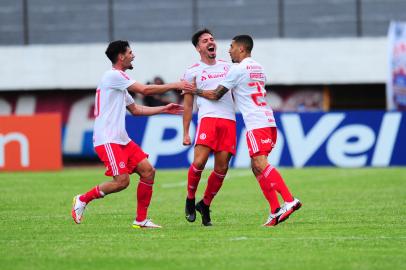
(62, 111, 405, 168)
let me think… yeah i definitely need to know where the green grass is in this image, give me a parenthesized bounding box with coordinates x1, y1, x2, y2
(0, 167, 405, 270)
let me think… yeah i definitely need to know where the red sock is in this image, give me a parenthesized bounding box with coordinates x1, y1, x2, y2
(187, 164, 203, 199)
(136, 179, 154, 222)
(79, 186, 104, 204)
(256, 172, 280, 213)
(203, 171, 226, 206)
(263, 165, 294, 203)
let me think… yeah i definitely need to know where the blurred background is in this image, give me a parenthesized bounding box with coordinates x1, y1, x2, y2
(0, 0, 405, 170)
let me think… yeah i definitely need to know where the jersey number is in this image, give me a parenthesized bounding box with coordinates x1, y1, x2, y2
(248, 82, 266, 106)
(94, 88, 100, 117)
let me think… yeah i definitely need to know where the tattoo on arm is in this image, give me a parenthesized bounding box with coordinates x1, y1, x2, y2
(195, 85, 229, 100)
(196, 88, 204, 96)
(214, 85, 229, 100)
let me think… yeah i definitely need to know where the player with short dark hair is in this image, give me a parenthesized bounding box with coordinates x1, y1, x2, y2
(71, 40, 193, 228)
(182, 29, 236, 226)
(183, 34, 301, 226)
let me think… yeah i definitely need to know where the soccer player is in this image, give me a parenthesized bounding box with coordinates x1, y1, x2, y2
(182, 29, 236, 226)
(183, 35, 301, 226)
(71, 40, 193, 228)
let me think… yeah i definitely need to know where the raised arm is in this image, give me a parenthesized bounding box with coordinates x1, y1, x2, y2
(194, 85, 230, 100)
(128, 81, 193, 96)
(183, 84, 230, 100)
(127, 103, 184, 116)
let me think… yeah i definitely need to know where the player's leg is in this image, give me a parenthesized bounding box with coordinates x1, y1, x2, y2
(131, 158, 161, 228)
(196, 151, 231, 226)
(187, 145, 211, 199)
(250, 155, 283, 226)
(203, 151, 231, 205)
(248, 128, 301, 224)
(185, 144, 211, 222)
(121, 141, 160, 228)
(72, 143, 129, 224)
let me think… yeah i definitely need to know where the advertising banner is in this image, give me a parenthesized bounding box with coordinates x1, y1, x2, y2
(387, 21, 406, 110)
(0, 114, 62, 171)
(0, 92, 404, 168)
(63, 111, 405, 168)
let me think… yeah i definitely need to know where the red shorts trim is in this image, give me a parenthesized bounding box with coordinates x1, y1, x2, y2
(246, 127, 277, 157)
(94, 141, 148, 176)
(195, 117, 237, 155)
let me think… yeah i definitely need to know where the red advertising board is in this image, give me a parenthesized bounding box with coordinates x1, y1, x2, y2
(0, 114, 62, 171)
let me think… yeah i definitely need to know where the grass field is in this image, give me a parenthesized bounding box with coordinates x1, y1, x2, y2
(0, 167, 405, 270)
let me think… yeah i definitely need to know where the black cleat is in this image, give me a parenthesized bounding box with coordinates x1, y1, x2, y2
(195, 200, 212, 226)
(185, 197, 196, 222)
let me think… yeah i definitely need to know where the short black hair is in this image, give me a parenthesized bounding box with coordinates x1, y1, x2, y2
(105, 40, 130, 64)
(191, 28, 213, 47)
(232, 35, 254, 53)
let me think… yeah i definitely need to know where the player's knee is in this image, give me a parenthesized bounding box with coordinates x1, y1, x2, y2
(251, 160, 262, 175)
(116, 174, 130, 190)
(214, 164, 228, 175)
(192, 161, 205, 170)
(140, 167, 155, 180)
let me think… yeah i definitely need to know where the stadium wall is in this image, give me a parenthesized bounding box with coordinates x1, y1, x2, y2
(0, 37, 386, 91)
(0, 90, 404, 168)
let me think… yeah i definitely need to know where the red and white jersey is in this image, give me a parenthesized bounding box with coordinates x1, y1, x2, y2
(93, 68, 135, 146)
(183, 60, 235, 122)
(220, 57, 276, 131)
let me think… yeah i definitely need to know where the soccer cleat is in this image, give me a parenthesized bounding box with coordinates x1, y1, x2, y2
(71, 195, 87, 224)
(195, 200, 212, 226)
(132, 219, 162, 229)
(185, 197, 196, 222)
(278, 198, 302, 223)
(263, 207, 283, 227)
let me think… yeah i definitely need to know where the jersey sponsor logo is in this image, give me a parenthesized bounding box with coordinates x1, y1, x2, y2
(250, 73, 265, 79)
(200, 70, 227, 81)
(201, 71, 208, 81)
(261, 138, 272, 144)
(207, 72, 227, 79)
(199, 133, 207, 140)
(246, 65, 262, 70)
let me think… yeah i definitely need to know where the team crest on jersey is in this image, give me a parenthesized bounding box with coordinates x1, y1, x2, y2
(119, 162, 126, 168)
(199, 133, 207, 140)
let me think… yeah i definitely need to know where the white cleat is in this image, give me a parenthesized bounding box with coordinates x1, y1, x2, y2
(263, 208, 284, 227)
(278, 198, 302, 223)
(71, 195, 87, 224)
(132, 219, 162, 229)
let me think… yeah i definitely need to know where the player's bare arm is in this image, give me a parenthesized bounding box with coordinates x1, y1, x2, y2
(128, 81, 193, 96)
(191, 85, 230, 100)
(182, 94, 194, 145)
(127, 103, 184, 116)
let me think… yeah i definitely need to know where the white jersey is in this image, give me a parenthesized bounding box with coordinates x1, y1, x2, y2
(183, 60, 235, 122)
(93, 68, 135, 146)
(220, 57, 276, 131)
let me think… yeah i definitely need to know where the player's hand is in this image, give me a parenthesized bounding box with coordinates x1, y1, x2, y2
(180, 78, 196, 95)
(177, 81, 194, 92)
(183, 133, 192, 146)
(162, 103, 184, 115)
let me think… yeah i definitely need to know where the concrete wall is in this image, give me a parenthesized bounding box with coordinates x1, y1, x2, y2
(0, 37, 386, 90)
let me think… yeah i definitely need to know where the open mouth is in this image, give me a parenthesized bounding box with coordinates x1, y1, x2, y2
(208, 46, 215, 53)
